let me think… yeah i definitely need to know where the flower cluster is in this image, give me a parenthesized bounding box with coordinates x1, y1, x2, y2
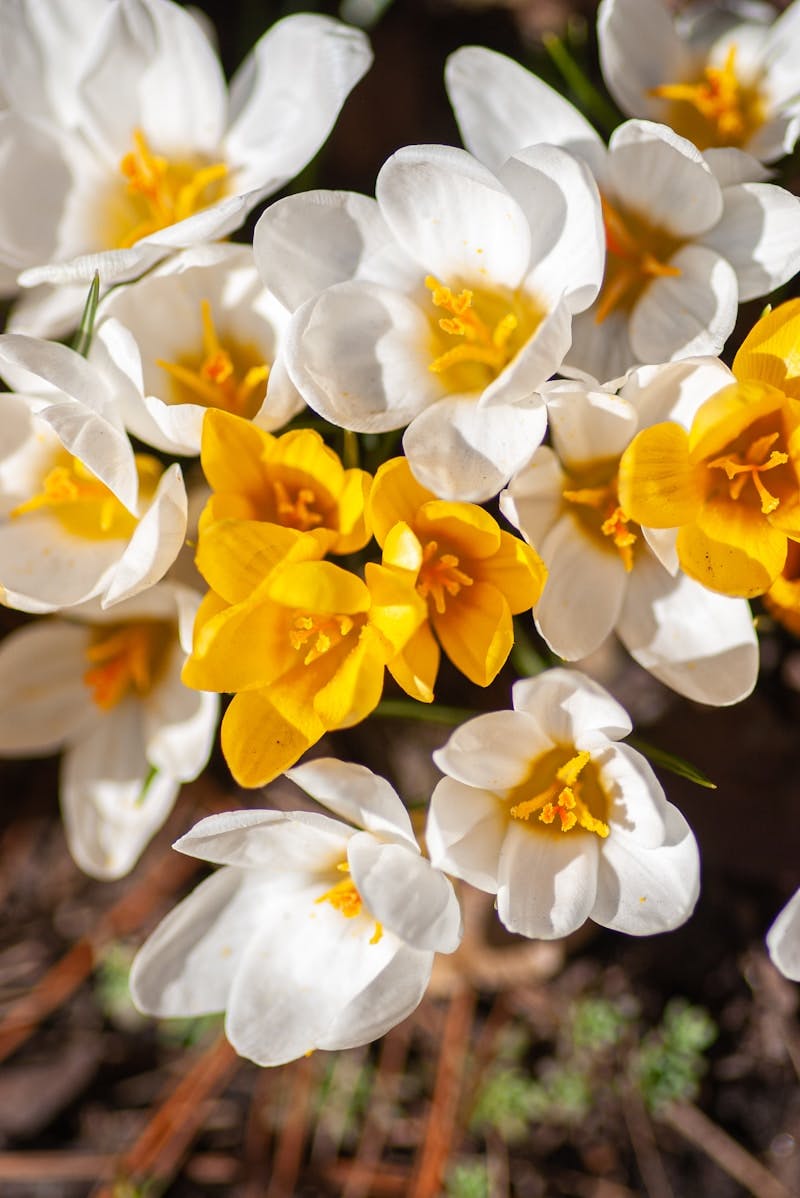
(1, 0, 800, 1066)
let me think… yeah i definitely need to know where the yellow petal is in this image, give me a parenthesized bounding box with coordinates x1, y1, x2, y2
(268, 427, 343, 491)
(368, 457, 433, 546)
(677, 499, 787, 597)
(195, 518, 304, 604)
(618, 422, 702, 528)
(201, 408, 273, 497)
(313, 630, 387, 729)
(476, 531, 547, 612)
(434, 580, 513, 687)
(183, 596, 294, 692)
(221, 689, 323, 788)
(688, 380, 785, 462)
(382, 521, 424, 576)
(198, 492, 259, 534)
(333, 468, 372, 554)
(733, 299, 800, 399)
(416, 499, 501, 559)
(365, 561, 427, 655)
(387, 622, 440, 703)
(266, 559, 371, 615)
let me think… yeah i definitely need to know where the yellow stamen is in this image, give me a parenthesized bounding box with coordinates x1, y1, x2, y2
(289, 613, 355, 664)
(117, 129, 228, 248)
(156, 299, 270, 416)
(83, 621, 170, 710)
(563, 479, 638, 571)
(596, 197, 682, 324)
(272, 481, 324, 531)
(650, 45, 765, 151)
(707, 431, 789, 514)
(425, 275, 526, 383)
(11, 454, 161, 541)
(315, 862, 383, 943)
(416, 539, 474, 614)
(510, 750, 610, 838)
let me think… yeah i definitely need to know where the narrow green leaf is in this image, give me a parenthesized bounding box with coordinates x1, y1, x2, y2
(71, 273, 101, 358)
(136, 764, 159, 805)
(542, 33, 620, 136)
(628, 736, 717, 790)
(374, 698, 476, 725)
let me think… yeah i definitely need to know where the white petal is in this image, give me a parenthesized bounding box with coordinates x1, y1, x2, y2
(226, 14, 372, 195)
(376, 144, 531, 288)
(534, 519, 628, 660)
(620, 356, 735, 429)
(348, 831, 462, 953)
(174, 809, 350, 871)
(253, 190, 391, 312)
(594, 741, 669, 848)
(499, 145, 604, 313)
(565, 308, 635, 384)
(702, 182, 800, 300)
(316, 945, 432, 1050)
(285, 281, 436, 433)
(512, 668, 632, 740)
(426, 776, 507, 893)
(481, 299, 572, 409)
(102, 464, 187, 607)
(702, 148, 770, 187)
(130, 867, 271, 1016)
(608, 121, 723, 238)
(225, 886, 401, 1065)
(445, 46, 606, 177)
(619, 557, 758, 705)
(0, 620, 96, 753)
(434, 709, 549, 791)
(547, 386, 638, 465)
(40, 402, 139, 513)
(143, 661, 218, 780)
(762, 1, 800, 108)
(500, 446, 565, 549)
(767, 888, 800, 983)
(0, 334, 113, 415)
(629, 244, 738, 363)
(403, 393, 546, 503)
(496, 820, 599, 939)
(287, 758, 416, 846)
(597, 0, 691, 121)
(592, 803, 700, 935)
(0, 112, 69, 269)
(0, 517, 121, 612)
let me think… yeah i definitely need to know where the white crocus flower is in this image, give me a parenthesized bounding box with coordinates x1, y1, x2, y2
(1, 1, 372, 333)
(427, 669, 700, 940)
(91, 243, 303, 456)
(598, 0, 800, 163)
(268, 142, 604, 502)
(0, 582, 218, 879)
(767, 888, 800, 982)
(0, 335, 187, 612)
(130, 759, 462, 1066)
(446, 46, 800, 381)
(500, 361, 758, 706)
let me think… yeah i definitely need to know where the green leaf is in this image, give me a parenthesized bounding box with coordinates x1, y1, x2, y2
(627, 737, 717, 790)
(542, 33, 620, 136)
(136, 764, 159, 805)
(373, 698, 476, 725)
(71, 273, 101, 358)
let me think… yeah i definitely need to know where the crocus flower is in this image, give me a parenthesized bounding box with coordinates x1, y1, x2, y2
(618, 300, 800, 598)
(446, 46, 800, 381)
(1, 1, 372, 333)
(258, 141, 604, 501)
(368, 456, 546, 699)
(198, 409, 371, 555)
(598, 0, 800, 162)
(182, 523, 426, 786)
(130, 758, 462, 1065)
(500, 363, 758, 705)
(0, 335, 187, 612)
(427, 669, 700, 940)
(90, 244, 303, 456)
(0, 582, 218, 879)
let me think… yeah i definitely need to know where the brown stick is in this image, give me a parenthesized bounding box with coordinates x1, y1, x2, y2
(265, 1055, 316, 1198)
(410, 989, 476, 1198)
(0, 1153, 116, 1181)
(662, 1102, 793, 1198)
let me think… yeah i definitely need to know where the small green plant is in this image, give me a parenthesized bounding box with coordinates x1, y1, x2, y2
(632, 999, 717, 1114)
(446, 1160, 490, 1198)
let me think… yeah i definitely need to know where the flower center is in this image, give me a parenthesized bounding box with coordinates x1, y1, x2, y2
(156, 299, 270, 418)
(113, 129, 229, 249)
(270, 481, 325, 532)
(416, 539, 474, 614)
(11, 452, 162, 541)
(508, 746, 609, 838)
(426, 275, 543, 392)
(83, 620, 173, 710)
(562, 462, 639, 570)
(595, 197, 683, 323)
(650, 45, 766, 151)
(707, 430, 789, 514)
(316, 862, 383, 943)
(289, 612, 356, 664)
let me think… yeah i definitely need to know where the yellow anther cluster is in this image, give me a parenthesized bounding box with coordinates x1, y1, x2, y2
(272, 481, 324, 531)
(118, 129, 228, 248)
(84, 622, 168, 711)
(289, 613, 355, 664)
(563, 479, 638, 571)
(157, 299, 270, 416)
(708, 430, 789, 514)
(426, 275, 519, 376)
(416, 539, 474, 614)
(510, 750, 610, 838)
(596, 198, 682, 324)
(651, 46, 765, 149)
(315, 863, 383, 943)
(11, 454, 160, 541)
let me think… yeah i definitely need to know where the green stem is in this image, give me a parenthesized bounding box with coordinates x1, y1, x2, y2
(543, 33, 619, 136)
(343, 429, 360, 470)
(373, 698, 476, 725)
